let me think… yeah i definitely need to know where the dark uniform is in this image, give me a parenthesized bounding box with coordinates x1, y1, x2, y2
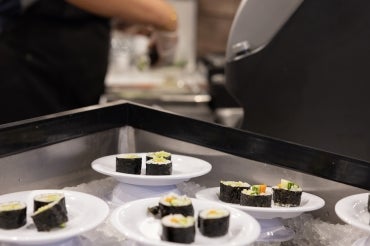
(0, 0, 110, 124)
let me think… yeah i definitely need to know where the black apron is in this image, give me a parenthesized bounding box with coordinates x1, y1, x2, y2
(0, 0, 110, 124)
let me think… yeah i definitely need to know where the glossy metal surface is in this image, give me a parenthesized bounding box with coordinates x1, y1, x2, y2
(226, 0, 303, 60)
(134, 130, 367, 222)
(0, 101, 368, 224)
(0, 101, 369, 190)
(0, 129, 119, 194)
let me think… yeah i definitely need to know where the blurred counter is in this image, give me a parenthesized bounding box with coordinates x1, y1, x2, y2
(103, 66, 214, 122)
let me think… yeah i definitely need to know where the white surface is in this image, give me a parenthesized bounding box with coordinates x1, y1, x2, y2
(110, 197, 261, 246)
(0, 190, 109, 245)
(195, 187, 325, 219)
(335, 193, 370, 234)
(91, 153, 212, 186)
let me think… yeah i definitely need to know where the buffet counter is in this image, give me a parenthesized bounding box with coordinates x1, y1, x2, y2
(0, 101, 368, 245)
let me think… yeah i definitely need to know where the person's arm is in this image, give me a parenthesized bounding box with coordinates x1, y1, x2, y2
(66, 0, 178, 32)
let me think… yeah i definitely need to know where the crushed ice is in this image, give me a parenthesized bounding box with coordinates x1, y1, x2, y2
(61, 178, 368, 246)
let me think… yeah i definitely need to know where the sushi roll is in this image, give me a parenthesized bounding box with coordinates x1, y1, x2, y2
(219, 180, 250, 204)
(31, 197, 68, 231)
(116, 154, 142, 174)
(158, 193, 194, 218)
(161, 214, 195, 244)
(0, 201, 27, 229)
(240, 185, 272, 207)
(146, 157, 172, 175)
(33, 193, 67, 215)
(272, 179, 302, 207)
(146, 151, 171, 161)
(198, 208, 230, 237)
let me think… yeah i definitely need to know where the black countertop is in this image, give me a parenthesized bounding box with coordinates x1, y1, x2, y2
(0, 101, 369, 190)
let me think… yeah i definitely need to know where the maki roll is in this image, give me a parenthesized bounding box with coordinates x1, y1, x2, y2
(0, 201, 27, 229)
(198, 208, 230, 237)
(31, 197, 68, 231)
(158, 193, 194, 218)
(240, 185, 272, 207)
(34, 193, 67, 216)
(146, 151, 171, 161)
(161, 214, 195, 244)
(116, 154, 142, 174)
(272, 179, 302, 207)
(146, 157, 172, 175)
(219, 180, 250, 204)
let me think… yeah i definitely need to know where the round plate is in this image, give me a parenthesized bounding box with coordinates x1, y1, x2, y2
(335, 193, 370, 233)
(110, 197, 261, 246)
(195, 187, 325, 219)
(91, 153, 212, 186)
(0, 189, 109, 245)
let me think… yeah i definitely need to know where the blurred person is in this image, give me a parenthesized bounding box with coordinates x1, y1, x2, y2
(0, 0, 177, 124)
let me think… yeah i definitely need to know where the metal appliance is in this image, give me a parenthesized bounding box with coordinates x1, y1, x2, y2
(226, 0, 370, 162)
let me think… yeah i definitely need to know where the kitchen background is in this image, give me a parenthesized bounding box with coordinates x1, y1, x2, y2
(103, 0, 243, 127)
(197, 0, 240, 56)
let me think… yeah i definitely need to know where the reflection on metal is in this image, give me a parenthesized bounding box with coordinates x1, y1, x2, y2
(0, 129, 120, 195)
(226, 0, 303, 61)
(214, 107, 244, 128)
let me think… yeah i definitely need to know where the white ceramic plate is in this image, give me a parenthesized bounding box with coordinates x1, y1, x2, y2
(110, 197, 261, 246)
(195, 187, 325, 219)
(0, 189, 109, 245)
(91, 153, 212, 186)
(335, 193, 370, 233)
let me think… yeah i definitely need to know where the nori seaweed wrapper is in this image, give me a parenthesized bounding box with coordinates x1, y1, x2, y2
(34, 194, 67, 216)
(272, 187, 302, 207)
(198, 211, 230, 237)
(31, 198, 68, 231)
(146, 161, 172, 175)
(116, 155, 142, 174)
(161, 215, 195, 244)
(146, 153, 154, 162)
(159, 202, 194, 218)
(147, 205, 161, 218)
(0, 202, 27, 229)
(161, 225, 195, 244)
(219, 181, 249, 204)
(240, 192, 272, 207)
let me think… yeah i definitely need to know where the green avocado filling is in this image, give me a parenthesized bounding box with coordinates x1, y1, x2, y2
(120, 154, 140, 159)
(0, 201, 25, 211)
(36, 193, 63, 202)
(279, 179, 301, 191)
(153, 151, 170, 158)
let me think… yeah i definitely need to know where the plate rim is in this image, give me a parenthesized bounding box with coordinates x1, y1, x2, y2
(110, 196, 261, 246)
(0, 189, 109, 244)
(91, 153, 212, 185)
(335, 193, 370, 233)
(196, 187, 325, 215)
